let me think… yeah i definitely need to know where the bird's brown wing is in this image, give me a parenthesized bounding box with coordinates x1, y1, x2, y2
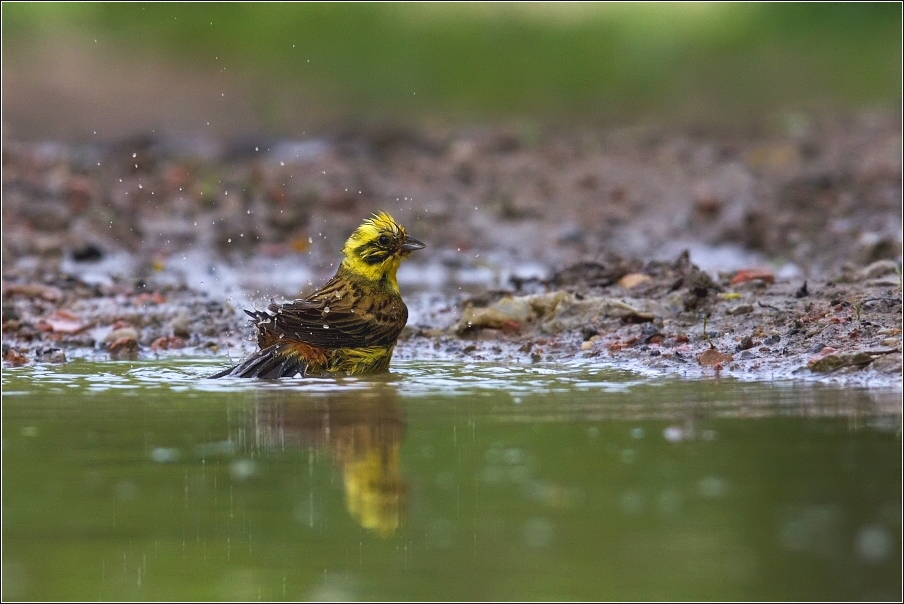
(252, 275, 407, 349)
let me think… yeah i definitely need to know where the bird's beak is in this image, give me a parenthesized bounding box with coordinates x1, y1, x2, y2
(400, 237, 426, 253)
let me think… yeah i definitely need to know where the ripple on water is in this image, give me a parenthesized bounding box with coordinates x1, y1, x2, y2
(3, 358, 900, 424)
(1, 358, 641, 399)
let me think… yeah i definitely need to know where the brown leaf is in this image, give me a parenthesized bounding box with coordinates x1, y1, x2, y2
(108, 336, 139, 360)
(617, 273, 652, 289)
(3, 347, 28, 366)
(730, 269, 775, 286)
(150, 336, 186, 351)
(2, 283, 63, 301)
(133, 292, 166, 305)
(698, 349, 734, 366)
(43, 310, 88, 334)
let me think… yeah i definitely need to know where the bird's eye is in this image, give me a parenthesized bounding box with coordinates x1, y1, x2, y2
(378, 234, 391, 246)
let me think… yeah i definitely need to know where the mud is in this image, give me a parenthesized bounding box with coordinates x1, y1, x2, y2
(2, 112, 901, 386)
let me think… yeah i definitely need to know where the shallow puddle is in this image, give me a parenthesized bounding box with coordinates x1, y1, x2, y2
(2, 359, 901, 600)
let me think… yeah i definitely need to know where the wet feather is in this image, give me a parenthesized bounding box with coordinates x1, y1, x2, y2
(212, 212, 423, 379)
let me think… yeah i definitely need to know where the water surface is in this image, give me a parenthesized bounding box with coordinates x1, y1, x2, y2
(3, 360, 901, 600)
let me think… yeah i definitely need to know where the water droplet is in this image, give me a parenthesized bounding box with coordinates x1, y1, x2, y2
(504, 448, 524, 465)
(150, 447, 179, 463)
(229, 459, 257, 481)
(856, 525, 891, 563)
(663, 426, 684, 442)
(698, 476, 725, 498)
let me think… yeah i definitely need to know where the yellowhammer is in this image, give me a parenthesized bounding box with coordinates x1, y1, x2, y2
(212, 212, 424, 378)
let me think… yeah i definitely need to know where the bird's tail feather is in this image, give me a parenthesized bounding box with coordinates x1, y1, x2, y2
(210, 344, 310, 379)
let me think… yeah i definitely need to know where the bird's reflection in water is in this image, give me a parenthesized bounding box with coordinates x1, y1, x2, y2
(250, 387, 406, 537)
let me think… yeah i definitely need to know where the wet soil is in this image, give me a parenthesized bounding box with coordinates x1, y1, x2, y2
(2, 112, 901, 385)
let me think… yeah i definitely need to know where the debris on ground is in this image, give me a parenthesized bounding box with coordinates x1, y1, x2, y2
(2, 115, 901, 385)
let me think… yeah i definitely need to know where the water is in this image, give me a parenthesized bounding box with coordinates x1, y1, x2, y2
(2, 359, 901, 601)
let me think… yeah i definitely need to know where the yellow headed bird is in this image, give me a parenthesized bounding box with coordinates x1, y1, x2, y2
(213, 212, 424, 378)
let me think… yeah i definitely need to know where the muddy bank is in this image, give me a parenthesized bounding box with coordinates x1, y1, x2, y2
(2, 250, 901, 386)
(402, 252, 902, 385)
(2, 113, 901, 385)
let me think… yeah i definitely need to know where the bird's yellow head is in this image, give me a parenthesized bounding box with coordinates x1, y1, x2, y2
(341, 212, 424, 292)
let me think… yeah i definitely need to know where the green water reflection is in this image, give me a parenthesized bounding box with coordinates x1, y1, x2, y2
(2, 360, 901, 600)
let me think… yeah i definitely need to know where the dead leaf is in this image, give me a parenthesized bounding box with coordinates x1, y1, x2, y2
(618, 273, 652, 289)
(2, 283, 63, 301)
(730, 269, 775, 286)
(133, 292, 166, 305)
(108, 336, 139, 360)
(43, 310, 88, 334)
(104, 327, 139, 345)
(150, 336, 186, 351)
(3, 347, 28, 366)
(698, 349, 734, 366)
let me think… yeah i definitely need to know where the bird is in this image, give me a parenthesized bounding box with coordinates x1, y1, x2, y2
(212, 212, 424, 378)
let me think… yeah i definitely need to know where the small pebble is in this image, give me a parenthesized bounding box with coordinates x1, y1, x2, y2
(857, 259, 900, 280)
(104, 327, 139, 345)
(728, 304, 753, 316)
(736, 336, 755, 351)
(34, 348, 66, 363)
(170, 312, 191, 338)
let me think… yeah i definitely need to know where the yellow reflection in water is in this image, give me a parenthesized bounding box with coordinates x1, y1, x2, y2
(250, 387, 406, 537)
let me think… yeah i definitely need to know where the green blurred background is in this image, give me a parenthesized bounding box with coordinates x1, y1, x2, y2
(2, 2, 900, 140)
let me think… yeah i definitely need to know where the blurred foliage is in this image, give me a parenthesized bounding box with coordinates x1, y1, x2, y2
(2, 2, 901, 123)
